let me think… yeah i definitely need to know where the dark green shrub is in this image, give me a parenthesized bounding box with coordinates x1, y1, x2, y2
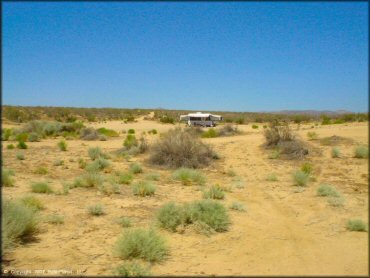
(31, 182, 53, 193)
(252, 124, 259, 129)
(57, 140, 67, 151)
(346, 219, 367, 232)
(160, 115, 175, 124)
(17, 140, 28, 149)
(124, 134, 138, 149)
(6, 144, 15, 149)
(128, 129, 135, 134)
(97, 127, 119, 137)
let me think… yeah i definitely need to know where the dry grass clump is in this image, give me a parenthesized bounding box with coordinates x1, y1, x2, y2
(319, 135, 354, 146)
(327, 196, 345, 207)
(88, 204, 105, 216)
(149, 127, 217, 168)
(34, 166, 48, 175)
(2, 199, 39, 254)
(171, 168, 206, 186)
(144, 172, 160, 181)
(129, 163, 143, 174)
(73, 172, 104, 188)
(113, 261, 151, 277)
(292, 170, 309, 186)
(20, 195, 44, 211)
(218, 124, 240, 136)
(31, 182, 53, 193)
(132, 181, 155, 197)
(331, 147, 341, 158)
(156, 200, 230, 234)
(229, 202, 245, 211)
(346, 219, 367, 232)
(300, 162, 313, 174)
(45, 214, 64, 225)
(86, 157, 111, 172)
(203, 185, 225, 200)
(263, 121, 308, 159)
(80, 127, 103, 140)
(307, 131, 318, 140)
(266, 173, 278, 181)
(57, 140, 67, 151)
(317, 184, 340, 197)
(98, 181, 121, 195)
(117, 217, 132, 228)
(2, 168, 15, 187)
(88, 146, 109, 160)
(117, 171, 134, 185)
(114, 228, 168, 262)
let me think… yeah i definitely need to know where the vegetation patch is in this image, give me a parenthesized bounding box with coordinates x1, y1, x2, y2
(144, 172, 160, 181)
(317, 184, 340, 197)
(293, 170, 309, 186)
(114, 228, 168, 262)
(117, 171, 134, 185)
(88, 146, 109, 160)
(346, 219, 367, 232)
(129, 163, 143, 174)
(88, 204, 105, 216)
(113, 262, 150, 277)
(229, 202, 245, 211)
(57, 140, 67, 151)
(203, 185, 225, 200)
(132, 181, 155, 197)
(31, 182, 53, 194)
(20, 195, 44, 211)
(34, 166, 48, 175)
(45, 214, 64, 224)
(354, 145, 368, 159)
(266, 173, 278, 181)
(307, 131, 318, 140)
(331, 147, 341, 158)
(117, 217, 132, 228)
(171, 168, 206, 186)
(2, 168, 15, 187)
(300, 162, 313, 175)
(97, 127, 119, 137)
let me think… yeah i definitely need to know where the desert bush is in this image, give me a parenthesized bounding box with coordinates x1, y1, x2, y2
(74, 172, 104, 188)
(252, 124, 259, 129)
(354, 145, 368, 159)
(317, 184, 340, 197)
(97, 127, 119, 137)
(57, 140, 67, 151)
(156, 202, 186, 232)
(123, 134, 138, 150)
(307, 131, 318, 141)
(2, 128, 13, 141)
(149, 127, 217, 168)
(20, 195, 44, 211)
(2, 199, 39, 253)
(138, 136, 149, 153)
(78, 158, 87, 169)
(172, 168, 206, 186)
(45, 214, 64, 224)
(28, 132, 40, 142)
(53, 159, 64, 166)
(293, 170, 309, 186)
(203, 185, 225, 200)
(300, 162, 313, 174)
(88, 146, 108, 160)
(331, 147, 341, 158)
(266, 173, 278, 181)
(114, 262, 150, 277)
(2, 168, 15, 187)
(34, 166, 48, 175)
(118, 171, 134, 185)
(86, 157, 111, 172)
(159, 115, 175, 124)
(235, 118, 244, 124)
(16, 152, 25, 160)
(132, 181, 155, 197)
(321, 115, 331, 125)
(17, 140, 28, 149)
(15, 132, 29, 142)
(217, 124, 239, 136)
(229, 202, 245, 211)
(31, 182, 53, 193)
(128, 129, 135, 134)
(144, 172, 160, 181)
(98, 181, 121, 195)
(80, 127, 100, 140)
(129, 163, 143, 174)
(327, 196, 345, 207)
(226, 168, 237, 177)
(7, 144, 15, 149)
(201, 128, 218, 138)
(114, 228, 168, 262)
(188, 200, 230, 232)
(148, 129, 157, 135)
(88, 204, 105, 216)
(264, 121, 295, 146)
(346, 219, 367, 232)
(117, 217, 132, 228)
(268, 149, 280, 159)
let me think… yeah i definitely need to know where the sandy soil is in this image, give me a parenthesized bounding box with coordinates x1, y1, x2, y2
(2, 118, 368, 276)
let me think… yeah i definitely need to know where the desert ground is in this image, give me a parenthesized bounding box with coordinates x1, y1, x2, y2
(2, 116, 368, 276)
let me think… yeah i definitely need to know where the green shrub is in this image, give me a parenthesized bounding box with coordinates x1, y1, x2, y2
(114, 262, 150, 277)
(45, 214, 64, 224)
(2, 199, 38, 253)
(57, 140, 67, 151)
(346, 219, 367, 232)
(203, 185, 225, 200)
(88, 204, 105, 216)
(7, 144, 15, 149)
(300, 162, 313, 174)
(128, 129, 135, 134)
(226, 168, 237, 177)
(144, 172, 160, 181)
(2, 128, 13, 141)
(97, 127, 119, 137)
(149, 127, 217, 168)
(114, 228, 168, 262)
(229, 202, 245, 211)
(252, 124, 259, 129)
(331, 147, 341, 158)
(86, 157, 111, 172)
(201, 128, 219, 138)
(354, 145, 368, 159)
(17, 140, 28, 149)
(157, 202, 187, 232)
(307, 131, 318, 140)
(160, 115, 175, 124)
(317, 184, 340, 197)
(34, 166, 48, 175)
(293, 170, 309, 186)
(117, 217, 132, 228)
(78, 158, 87, 169)
(266, 173, 278, 181)
(132, 181, 155, 197)
(124, 134, 138, 150)
(149, 129, 157, 135)
(31, 182, 53, 193)
(327, 196, 345, 207)
(2, 168, 15, 187)
(188, 200, 230, 232)
(16, 132, 29, 142)
(172, 168, 206, 186)
(118, 172, 134, 185)
(268, 149, 280, 159)
(74, 172, 104, 188)
(88, 146, 108, 160)
(20, 195, 44, 211)
(129, 163, 143, 174)
(53, 159, 64, 166)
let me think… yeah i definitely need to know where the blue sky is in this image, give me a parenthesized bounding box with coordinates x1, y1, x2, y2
(3, 2, 368, 112)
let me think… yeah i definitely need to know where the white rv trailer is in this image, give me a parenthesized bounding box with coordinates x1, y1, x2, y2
(179, 112, 222, 127)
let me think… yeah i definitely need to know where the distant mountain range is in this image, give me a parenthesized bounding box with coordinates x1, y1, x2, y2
(266, 110, 353, 115)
